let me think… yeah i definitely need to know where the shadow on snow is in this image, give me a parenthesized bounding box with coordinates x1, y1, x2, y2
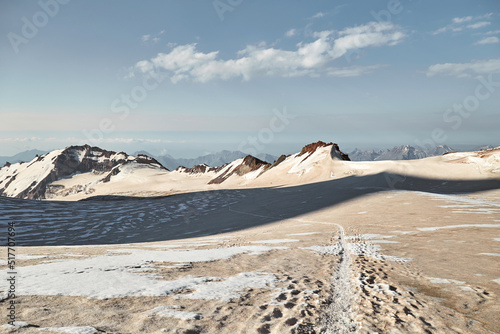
(1, 172, 499, 246)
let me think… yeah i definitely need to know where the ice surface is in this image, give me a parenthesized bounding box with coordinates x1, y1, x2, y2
(0, 246, 283, 299)
(38, 327, 98, 334)
(146, 306, 203, 320)
(250, 239, 299, 244)
(2, 321, 29, 330)
(176, 272, 276, 301)
(417, 224, 500, 231)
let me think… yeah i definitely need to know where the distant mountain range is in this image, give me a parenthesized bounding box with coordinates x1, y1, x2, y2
(134, 150, 278, 170)
(347, 145, 494, 161)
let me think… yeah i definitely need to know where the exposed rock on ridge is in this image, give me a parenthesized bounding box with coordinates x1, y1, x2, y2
(298, 141, 350, 161)
(208, 156, 270, 184)
(0, 145, 167, 200)
(175, 164, 225, 174)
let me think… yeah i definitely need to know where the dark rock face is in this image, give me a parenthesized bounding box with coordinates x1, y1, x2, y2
(298, 141, 333, 157)
(188, 164, 211, 174)
(235, 155, 271, 174)
(3, 175, 16, 190)
(176, 163, 225, 174)
(331, 143, 350, 161)
(53, 145, 123, 175)
(102, 167, 121, 183)
(135, 154, 167, 169)
(16, 176, 52, 200)
(269, 155, 288, 169)
(19, 145, 127, 199)
(1, 145, 167, 200)
(298, 141, 350, 161)
(208, 155, 270, 184)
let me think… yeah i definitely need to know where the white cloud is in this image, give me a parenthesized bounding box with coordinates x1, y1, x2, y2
(432, 13, 494, 35)
(312, 12, 325, 19)
(326, 65, 387, 77)
(331, 22, 405, 58)
(432, 27, 447, 35)
(285, 29, 296, 37)
(475, 36, 499, 45)
(141, 30, 165, 44)
(133, 22, 405, 83)
(426, 58, 500, 78)
(467, 21, 491, 29)
(486, 30, 500, 35)
(452, 16, 473, 24)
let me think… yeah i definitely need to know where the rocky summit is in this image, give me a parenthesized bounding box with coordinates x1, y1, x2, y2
(0, 145, 166, 200)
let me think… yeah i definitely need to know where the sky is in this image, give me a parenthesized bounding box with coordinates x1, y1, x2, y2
(0, 0, 499, 158)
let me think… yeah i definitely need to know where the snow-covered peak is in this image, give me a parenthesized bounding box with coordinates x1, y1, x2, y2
(0, 145, 166, 199)
(208, 156, 270, 184)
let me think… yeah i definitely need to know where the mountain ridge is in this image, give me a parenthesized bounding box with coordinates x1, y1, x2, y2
(145, 150, 277, 170)
(2, 142, 499, 201)
(0, 141, 346, 200)
(0, 145, 166, 200)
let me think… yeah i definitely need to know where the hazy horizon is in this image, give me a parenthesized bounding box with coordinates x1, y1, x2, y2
(1, 140, 498, 161)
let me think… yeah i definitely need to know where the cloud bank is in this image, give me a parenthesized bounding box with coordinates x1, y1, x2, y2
(475, 36, 499, 45)
(132, 22, 405, 83)
(432, 13, 493, 35)
(426, 58, 500, 78)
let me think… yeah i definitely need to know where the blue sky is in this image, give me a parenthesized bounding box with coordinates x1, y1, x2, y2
(1, 0, 499, 157)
